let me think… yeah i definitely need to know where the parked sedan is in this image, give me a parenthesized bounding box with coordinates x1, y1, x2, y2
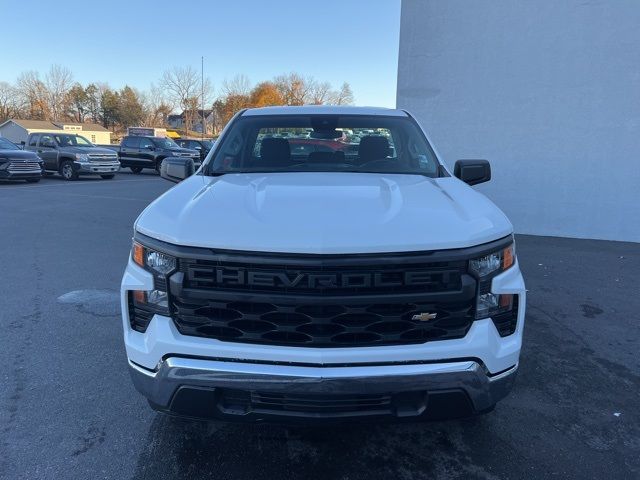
(0, 137, 43, 183)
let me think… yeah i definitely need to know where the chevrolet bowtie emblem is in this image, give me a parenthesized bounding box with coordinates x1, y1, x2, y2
(412, 312, 437, 322)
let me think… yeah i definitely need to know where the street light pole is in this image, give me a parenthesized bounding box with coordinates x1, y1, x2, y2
(201, 56, 205, 140)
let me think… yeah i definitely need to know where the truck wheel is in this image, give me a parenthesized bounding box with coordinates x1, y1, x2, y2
(100, 174, 115, 180)
(60, 161, 78, 181)
(130, 167, 143, 174)
(155, 160, 163, 173)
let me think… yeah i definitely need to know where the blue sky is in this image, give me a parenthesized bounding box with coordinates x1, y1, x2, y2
(1, 0, 401, 107)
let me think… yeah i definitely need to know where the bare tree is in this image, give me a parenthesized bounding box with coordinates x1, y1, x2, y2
(0, 81, 20, 122)
(141, 83, 174, 127)
(16, 71, 50, 120)
(45, 65, 73, 121)
(160, 66, 211, 133)
(309, 81, 332, 105)
(329, 82, 354, 105)
(221, 74, 251, 97)
(273, 72, 314, 105)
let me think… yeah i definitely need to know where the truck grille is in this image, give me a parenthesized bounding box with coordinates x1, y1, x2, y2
(88, 154, 118, 161)
(169, 250, 477, 347)
(8, 161, 41, 172)
(171, 297, 474, 347)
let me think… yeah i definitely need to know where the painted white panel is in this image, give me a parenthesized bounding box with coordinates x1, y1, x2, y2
(397, 0, 640, 242)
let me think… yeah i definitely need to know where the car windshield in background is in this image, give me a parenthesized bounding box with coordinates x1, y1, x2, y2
(54, 134, 93, 147)
(152, 138, 179, 149)
(207, 115, 440, 177)
(202, 141, 214, 149)
(0, 138, 19, 150)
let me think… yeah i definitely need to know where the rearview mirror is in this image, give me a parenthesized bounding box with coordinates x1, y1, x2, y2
(160, 157, 195, 183)
(454, 159, 491, 186)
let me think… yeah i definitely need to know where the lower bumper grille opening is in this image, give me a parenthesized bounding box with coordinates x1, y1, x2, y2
(167, 387, 476, 421)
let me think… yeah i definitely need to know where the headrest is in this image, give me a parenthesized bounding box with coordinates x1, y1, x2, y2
(358, 136, 390, 162)
(260, 137, 291, 166)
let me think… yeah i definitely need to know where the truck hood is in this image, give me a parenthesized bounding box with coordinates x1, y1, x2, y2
(0, 150, 41, 161)
(135, 172, 513, 254)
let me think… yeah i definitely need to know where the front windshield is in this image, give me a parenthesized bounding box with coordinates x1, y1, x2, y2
(207, 115, 440, 177)
(0, 138, 19, 150)
(201, 140, 213, 149)
(152, 138, 180, 149)
(54, 134, 93, 147)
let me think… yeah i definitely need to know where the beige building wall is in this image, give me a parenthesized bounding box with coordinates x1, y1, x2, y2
(79, 131, 111, 144)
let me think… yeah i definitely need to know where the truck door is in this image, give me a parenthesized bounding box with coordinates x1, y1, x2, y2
(37, 134, 58, 170)
(120, 136, 140, 166)
(138, 137, 156, 167)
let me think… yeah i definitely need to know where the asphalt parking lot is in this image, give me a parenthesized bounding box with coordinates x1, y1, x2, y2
(1, 172, 639, 480)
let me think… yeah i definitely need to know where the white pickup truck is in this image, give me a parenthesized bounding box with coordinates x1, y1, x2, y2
(121, 106, 526, 423)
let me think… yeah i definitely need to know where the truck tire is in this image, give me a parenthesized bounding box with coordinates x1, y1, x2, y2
(155, 160, 163, 173)
(130, 167, 143, 174)
(100, 174, 115, 180)
(60, 161, 78, 181)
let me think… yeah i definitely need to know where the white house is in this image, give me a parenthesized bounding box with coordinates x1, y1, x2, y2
(167, 110, 214, 134)
(0, 119, 111, 145)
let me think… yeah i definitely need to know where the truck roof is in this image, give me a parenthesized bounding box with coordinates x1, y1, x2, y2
(241, 105, 408, 117)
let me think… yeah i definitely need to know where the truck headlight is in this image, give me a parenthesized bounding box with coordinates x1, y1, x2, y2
(470, 240, 516, 320)
(75, 153, 90, 162)
(132, 241, 176, 275)
(469, 242, 515, 277)
(128, 241, 176, 331)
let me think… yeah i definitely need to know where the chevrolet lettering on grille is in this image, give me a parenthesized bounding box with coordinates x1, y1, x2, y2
(186, 267, 457, 290)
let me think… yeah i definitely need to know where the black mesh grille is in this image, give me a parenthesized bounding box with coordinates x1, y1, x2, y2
(171, 297, 474, 347)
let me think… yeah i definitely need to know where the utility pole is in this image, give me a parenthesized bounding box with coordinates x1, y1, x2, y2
(201, 56, 205, 140)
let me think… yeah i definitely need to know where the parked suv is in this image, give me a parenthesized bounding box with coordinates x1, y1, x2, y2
(25, 133, 120, 180)
(174, 138, 215, 162)
(122, 106, 526, 423)
(103, 136, 200, 174)
(0, 137, 43, 182)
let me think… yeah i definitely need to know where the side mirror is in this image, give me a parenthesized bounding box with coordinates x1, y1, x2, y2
(454, 159, 491, 186)
(160, 157, 195, 183)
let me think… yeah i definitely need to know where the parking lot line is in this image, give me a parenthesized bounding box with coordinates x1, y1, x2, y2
(52, 192, 154, 202)
(0, 178, 156, 192)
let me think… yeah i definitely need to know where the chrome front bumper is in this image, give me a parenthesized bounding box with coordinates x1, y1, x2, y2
(75, 161, 120, 174)
(129, 357, 518, 422)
